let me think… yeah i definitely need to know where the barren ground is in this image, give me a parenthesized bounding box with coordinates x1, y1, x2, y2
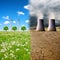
(31, 31, 60, 60)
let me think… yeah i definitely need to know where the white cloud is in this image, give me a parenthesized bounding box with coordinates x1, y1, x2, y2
(4, 21, 10, 24)
(25, 20, 30, 23)
(24, 5, 30, 10)
(2, 16, 9, 20)
(13, 21, 16, 24)
(17, 11, 24, 15)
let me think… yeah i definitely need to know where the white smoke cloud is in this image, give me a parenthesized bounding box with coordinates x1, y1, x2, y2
(29, 0, 60, 20)
(49, 12, 55, 19)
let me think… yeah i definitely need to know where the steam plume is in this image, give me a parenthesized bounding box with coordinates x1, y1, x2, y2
(29, 0, 60, 20)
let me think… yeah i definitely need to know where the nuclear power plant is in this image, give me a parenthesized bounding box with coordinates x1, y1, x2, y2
(36, 18, 56, 31)
(30, 13, 57, 31)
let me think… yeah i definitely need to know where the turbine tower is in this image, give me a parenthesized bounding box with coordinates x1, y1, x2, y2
(10, 19, 13, 31)
(17, 19, 20, 31)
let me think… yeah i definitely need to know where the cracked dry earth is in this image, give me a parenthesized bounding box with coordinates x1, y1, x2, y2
(31, 31, 60, 60)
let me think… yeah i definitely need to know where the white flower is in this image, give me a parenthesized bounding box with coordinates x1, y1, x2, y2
(21, 44, 25, 47)
(25, 42, 28, 45)
(0, 48, 6, 52)
(16, 48, 20, 51)
(24, 48, 29, 51)
(8, 45, 12, 48)
(4, 54, 8, 58)
(0, 49, 5, 52)
(17, 44, 20, 47)
(10, 50, 14, 53)
(28, 52, 30, 54)
(1, 42, 7, 47)
(11, 41, 15, 45)
(26, 49, 29, 51)
(10, 53, 15, 57)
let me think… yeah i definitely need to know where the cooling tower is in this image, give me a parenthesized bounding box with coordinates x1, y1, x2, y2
(36, 19, 45, 31)
(48, 19, 56, 31)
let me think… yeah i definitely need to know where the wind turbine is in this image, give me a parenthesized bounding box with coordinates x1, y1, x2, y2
(9, 19, 13, 31)
(17, 19, 20, 31)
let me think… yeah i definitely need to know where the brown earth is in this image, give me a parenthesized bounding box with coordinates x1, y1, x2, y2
(31, 31, 60, 60)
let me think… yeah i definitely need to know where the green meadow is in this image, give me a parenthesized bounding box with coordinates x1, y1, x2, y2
(0, 31, 30, 60)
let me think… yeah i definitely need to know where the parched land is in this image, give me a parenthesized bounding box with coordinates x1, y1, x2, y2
(31, 31, 60, 60)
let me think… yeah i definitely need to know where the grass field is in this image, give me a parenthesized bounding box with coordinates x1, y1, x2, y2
(0, 31, 30, 60)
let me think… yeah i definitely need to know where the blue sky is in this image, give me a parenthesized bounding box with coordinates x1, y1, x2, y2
(0, 0, 29, 30)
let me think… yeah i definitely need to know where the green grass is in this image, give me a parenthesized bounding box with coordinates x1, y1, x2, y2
(0, 31, 31, 60)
